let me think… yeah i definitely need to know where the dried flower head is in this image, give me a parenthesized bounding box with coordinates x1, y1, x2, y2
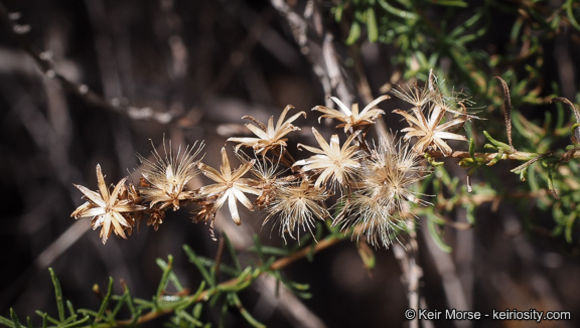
(138, 139, 205, 211)
(294, 127, 363, 189)
(264, 179, 330, 241)
(393, 70, 478, 117)
(336, 140, 430, 248)
(338, 194, 408, 248)
(227, 105, 306, 155)
(390, 82, 432, 110)
(366, 140, 431, 209)
(244, 154, 293, 209)
(394, 102, 467, 155)
(71, 164, 145, 244)
(198, 147, 260, 224)
(312, 95, 390, 133)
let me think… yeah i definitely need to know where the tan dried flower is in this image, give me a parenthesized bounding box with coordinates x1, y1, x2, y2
(336, 141, 430, 248)
(71, 164, 145, 244)
(227, 105, 306, 155)
(294, 127, 363, 189)
(366, 140, 431, 209)
(338, 194, 408, 248)
(245, 155, 293, 209)
(394, 102, 467, 155)
(264, 179, 330, 241)
(312, 95, 390, 133)
(392, 70, 478, 117)
(138, 140, 205, 211)
(390, 82, 432, 110)
(198, 147, 260, 224)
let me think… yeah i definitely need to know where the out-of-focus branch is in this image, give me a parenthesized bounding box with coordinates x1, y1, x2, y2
(421, 220, 471, 328)
(393, 222, 421, 328)
(0, 2, 173, 124)
(270, 0, 354, 108)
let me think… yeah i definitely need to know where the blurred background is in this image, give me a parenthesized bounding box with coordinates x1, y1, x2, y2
(0, 0, 579, 327)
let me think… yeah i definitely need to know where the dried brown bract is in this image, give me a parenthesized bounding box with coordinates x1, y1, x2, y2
(312, 95, 389, 133)
(71, 164, 145, 244)
(394, 102, 468, 155)
(198, 147, 260, 225)
(294, 127, 363, 189)
(227, 105, 306, 155)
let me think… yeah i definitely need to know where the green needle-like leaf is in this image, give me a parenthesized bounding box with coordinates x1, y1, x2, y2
(95, 277, 113, 323)
(48, 268, 65, 323)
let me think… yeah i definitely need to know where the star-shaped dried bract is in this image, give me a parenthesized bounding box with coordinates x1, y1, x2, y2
(138, 139, 205, 211)
(71, 164, 145, 244)
(312, 95, 390, 133)
(294, 127, 363, 189)
(394, 102, 467, 155)
(198, 147, 260, 224)
(227, 105, 306, 155)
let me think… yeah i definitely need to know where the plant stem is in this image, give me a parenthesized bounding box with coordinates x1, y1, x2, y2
(429, 149, 580, 162)
(106, 235, 343, 327)
(429, 150, 536, 161)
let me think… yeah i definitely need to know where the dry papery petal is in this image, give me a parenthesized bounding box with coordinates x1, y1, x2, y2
(294, 127, 363, 190)
(312, 95, 389, 133)
(227, 104, 306, 155)
(198, 147, 260, 225)
(394, 96, 469, 155)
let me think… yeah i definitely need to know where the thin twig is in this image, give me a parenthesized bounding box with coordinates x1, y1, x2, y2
(428, 149, 537, 161)
(213, 236, 226, 282)
(393, 223, 421, 328)
(106, 235, 342, 327)
(435, 190, 549, 212)
(270, 0, 354, 107)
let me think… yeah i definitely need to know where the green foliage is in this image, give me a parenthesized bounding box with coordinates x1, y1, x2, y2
(333, 0, 580, 247)
(333, 0, 579, 101)
(0, 228, 348, 327)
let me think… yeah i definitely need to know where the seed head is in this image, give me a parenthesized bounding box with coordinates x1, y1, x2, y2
(138, 139, 205, 211)
(244, 154, 293, 209)
(264, 179, 330, 242)
(336, 140, 431, 248)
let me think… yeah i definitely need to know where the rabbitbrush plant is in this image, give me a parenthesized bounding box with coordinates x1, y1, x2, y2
(1, 0, 579, 327)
